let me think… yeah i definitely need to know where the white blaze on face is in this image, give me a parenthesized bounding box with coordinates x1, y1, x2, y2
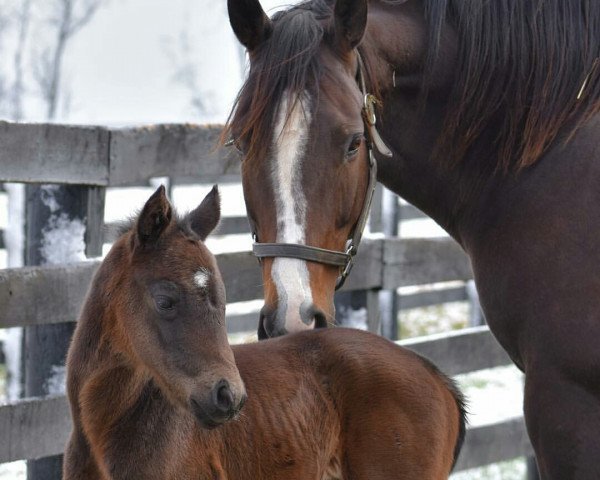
(194, 268, 210, 289)
(270, 91, 314, 331)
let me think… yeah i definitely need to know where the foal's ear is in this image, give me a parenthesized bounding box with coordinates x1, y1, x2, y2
(333, 0, 368, 52)
(188, 186, 221, 241)
(137, 185, 172, 246)
(228, 0, 272, 51)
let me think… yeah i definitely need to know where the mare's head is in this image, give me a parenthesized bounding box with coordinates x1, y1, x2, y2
(226, 0, 383, 338)
(105, 186, 246, 428)
(227, 0, 600, 339)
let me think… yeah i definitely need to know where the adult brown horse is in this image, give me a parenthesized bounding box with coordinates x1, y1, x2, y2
(225, 0, 600, 478)
(63, 186, 466, 479)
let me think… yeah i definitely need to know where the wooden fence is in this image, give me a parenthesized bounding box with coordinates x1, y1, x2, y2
(0, 121, 533, 475)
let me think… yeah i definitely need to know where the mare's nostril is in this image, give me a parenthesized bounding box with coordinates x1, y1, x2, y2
(313, 310, 327, 329)
(301, 303, 327, 329)
(258, 313, 270, 340)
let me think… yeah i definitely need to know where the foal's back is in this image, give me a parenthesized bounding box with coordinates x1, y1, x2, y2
(207, 328, 465, 479)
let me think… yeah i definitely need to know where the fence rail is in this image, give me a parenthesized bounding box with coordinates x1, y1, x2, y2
(0, 121, 532, 475)
(0, 238, 470, 332)
(0, 123, 237, 186)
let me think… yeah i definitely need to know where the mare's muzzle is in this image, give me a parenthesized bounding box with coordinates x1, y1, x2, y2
(258, 302, 328, 339)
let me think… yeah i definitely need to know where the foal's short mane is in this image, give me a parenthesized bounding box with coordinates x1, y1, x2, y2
(225, 0, 600, 171)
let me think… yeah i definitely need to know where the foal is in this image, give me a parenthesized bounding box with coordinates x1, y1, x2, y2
(64, 186, 466, 480)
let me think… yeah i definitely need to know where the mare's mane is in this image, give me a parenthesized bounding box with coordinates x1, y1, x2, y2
(225, 0, 600, 171)
(225, 0, 333, 164)
(422, 0, 600, 170)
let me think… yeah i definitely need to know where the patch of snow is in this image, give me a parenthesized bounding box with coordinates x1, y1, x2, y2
(104, 187, 154, 223)
(40, 213, 86, 265)
(5, 184, 24, 268)
(45, 364, 67, 396)
(455, 365, 524, 427)
(2, 328, 23, 403)
(0, 461, 25, 479)
(173, 184, 247, 217)
(28, 185, 87, 265)
(337, 307, 368, 330)
(39, 185, 61, 213)
(451, 458, 526, 480)
(400, 217, 447, 238)
(2, 185, 25, 401)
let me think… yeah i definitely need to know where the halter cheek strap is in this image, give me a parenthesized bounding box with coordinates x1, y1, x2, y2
(251, 50, 392, 290)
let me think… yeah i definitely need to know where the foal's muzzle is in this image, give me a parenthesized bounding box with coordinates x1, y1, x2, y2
(190, 379, 247, 429)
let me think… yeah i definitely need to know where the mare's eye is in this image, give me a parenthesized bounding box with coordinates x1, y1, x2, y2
(155, 295, 174, 311)
(347, 134, 363, 158)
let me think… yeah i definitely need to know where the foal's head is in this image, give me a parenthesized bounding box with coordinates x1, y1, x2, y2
(227, 0, 374, 338)
(107, 186, 246, 428)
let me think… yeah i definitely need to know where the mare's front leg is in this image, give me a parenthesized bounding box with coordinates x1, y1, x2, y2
(63, 428, 105, 480)
(524, 365, 600, 480)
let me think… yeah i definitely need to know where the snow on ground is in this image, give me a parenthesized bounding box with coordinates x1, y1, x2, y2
(0, 461, 25, 480)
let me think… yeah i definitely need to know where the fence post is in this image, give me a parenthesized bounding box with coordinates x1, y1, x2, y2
(333, 185, 384, 333)
(334, 289, 380, 333)
(24, 183, 105, 480)
(379, 188, 399, 340)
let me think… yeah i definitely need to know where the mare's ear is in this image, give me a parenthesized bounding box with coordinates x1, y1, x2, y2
(137, 185, 172, 247)
(188, 186, 221, 241)
(228, 0, 272, 51)
(333, 0, 368, 53)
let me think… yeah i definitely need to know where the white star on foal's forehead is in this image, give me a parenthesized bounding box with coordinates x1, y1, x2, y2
(193, 268, 210, 289)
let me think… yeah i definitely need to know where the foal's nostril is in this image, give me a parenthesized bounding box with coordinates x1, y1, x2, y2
(238, 392, 248, 411)
(213, 380, 234, 414)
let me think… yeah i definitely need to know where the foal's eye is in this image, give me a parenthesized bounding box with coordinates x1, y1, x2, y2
(155, 295, 174, 311)
(346, 134, 363, 158)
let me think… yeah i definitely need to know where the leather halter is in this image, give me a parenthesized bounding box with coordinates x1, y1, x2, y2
(250, 51, 392, 290)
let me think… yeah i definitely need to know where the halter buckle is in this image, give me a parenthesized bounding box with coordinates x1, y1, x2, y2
(363, 94, 381, 126)
(336, 255, 355, 290)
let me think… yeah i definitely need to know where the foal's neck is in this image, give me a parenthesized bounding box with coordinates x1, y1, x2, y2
(75, 308, 193, 479)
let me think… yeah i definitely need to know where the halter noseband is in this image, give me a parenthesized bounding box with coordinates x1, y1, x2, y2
(250, 51, 392, 290)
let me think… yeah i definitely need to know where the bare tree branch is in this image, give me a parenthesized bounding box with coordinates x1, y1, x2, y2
(34, 0, 106, 120)
(69, 0, 102, 35)
(12, 0, 33, 121)
(0, 6, 14, 115)
(164, 21, 213, 119)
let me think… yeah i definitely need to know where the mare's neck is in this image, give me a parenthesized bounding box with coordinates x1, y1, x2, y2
(361, 11, 497, 247)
